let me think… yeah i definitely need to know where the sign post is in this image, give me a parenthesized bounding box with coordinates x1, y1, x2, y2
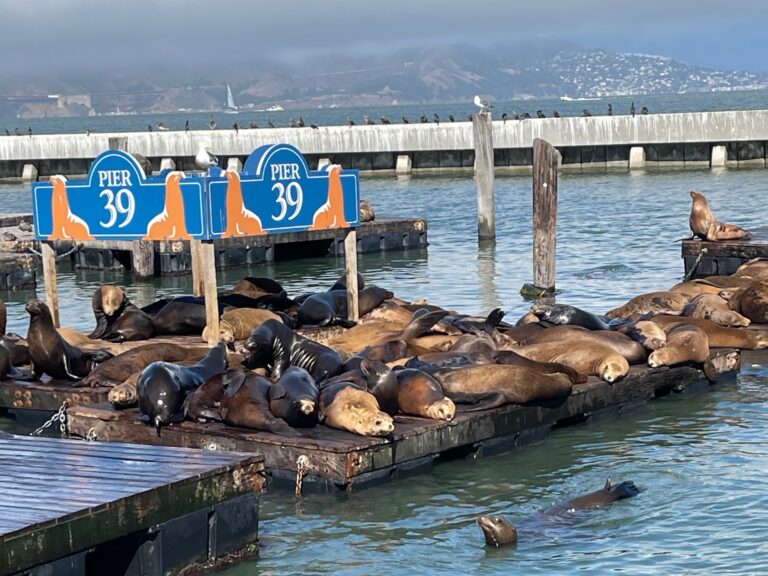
(41, 243, 59, 327)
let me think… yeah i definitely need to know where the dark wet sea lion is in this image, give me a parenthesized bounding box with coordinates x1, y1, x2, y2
(1, 333, 30, 366)
(183, 369, 245, 422)
(477, 478, 640, 547)
(242, 319, 343, 381)
(318, 381, 394, 437)
(297, 286, 393, 328)
(219, 371, 301, 436)
(326, 359, 399, 415)
(531, 303, 610, 331)
(683, 293, 750, 327)
(87, 285, 157, 342)
(689, 190, 750, 241)
(268, 366, 319, 428)
(88, 285, 126, 339)
(0, 341, 24, 380)
(647, 324, 715, 381)
(395, 368, 455, 420)
(25, 299, 113, 382)
(649, 314, 768, 350)
(405, 350, 491, 371)
(349, 340, 410, 366)
(139, 342, 229, 434)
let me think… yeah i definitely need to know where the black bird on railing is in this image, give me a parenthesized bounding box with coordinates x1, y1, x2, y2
(364, 115, 375, 125)
(347, 116, 356, 127)
(401, 116, 410, 124)
(513, 112, 520, 120)
(630, 101, 636, 117)
(553, 111, 561, 118)
(185, 120, 190, 132)
(501, 112, 508, 123)
(28, 126, 32, 137)
(232, 122, 239, 133)
(298, 116, 305, 128)
(641, 106, 649, 115)
(607, 103, 613, 116)
(433, 113, 440, 125)
(310, 124, 319, 129)
(420, 114, 429, 123)
(147, 124, 153, 132)
(466, 114, 473, 121)
(582, 109, 592, 117)
(209, 116, 217, 130)
(448, 114, 455, 122)
(4, 129, 9, 136)
(268, 118, 275, 129)
(380, 116, 391, 124)
(522, 112, 531, 119)
(249, 121, 258, 129)
(536, 110, 545, 118)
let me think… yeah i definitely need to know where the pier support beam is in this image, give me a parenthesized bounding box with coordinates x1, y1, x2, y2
(200, 241, 220, 346)
(711, 145, 728, 168)
(21, 164, 38, 182)
(41, 242, 60, 327)
(226, 157, 242, 172)
(395, 155, 412, 175)
(160, 157, 176, 171)
(629, 146, 646, 169)
(472, 112, 496, 240)
(190, 240, 205, 296)
(131, 240, 154, 278)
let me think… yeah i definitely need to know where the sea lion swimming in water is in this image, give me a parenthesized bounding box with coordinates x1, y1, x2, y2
(477, 478, 640, 547)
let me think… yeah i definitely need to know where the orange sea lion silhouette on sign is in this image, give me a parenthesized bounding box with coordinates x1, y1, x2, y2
(222, 169, 266, 237)
(145, 171, 192, 241)
(309, 164, 349, 230)
(47, 175, 94, 241)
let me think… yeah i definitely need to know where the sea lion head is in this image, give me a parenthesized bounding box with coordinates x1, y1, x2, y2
(101, 285, 126, 317)
(608, 479, 640, 501)
(350, 407, 394, 437)
(425, 397, 456, 421)
(138, 362, 184, 435)
(631, 321, 667, 350)
(597, 355, 629, 383)
(203, 320, 236, 344)
(530, 303, 572, 325)
(477, 514, 518, 547)
(25, 299, 52, 323)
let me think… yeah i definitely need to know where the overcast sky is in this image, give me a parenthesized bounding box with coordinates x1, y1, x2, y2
(3, 0, 767, 76)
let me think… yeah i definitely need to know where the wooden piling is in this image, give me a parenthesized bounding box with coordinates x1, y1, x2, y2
(344, 229, 359, 321)
(190, 239, 205, 296)
(200, 241, 219, 346)
(472, 112, 496, 240)
(530, 138, 559, 296)
(41, 242, 60, 327)
(131, 239, 154, 278)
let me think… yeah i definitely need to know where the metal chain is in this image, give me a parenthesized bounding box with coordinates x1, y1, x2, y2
(30, 401, 69, 437)
(26, 243, 83, 261)
(295, 455, 309, 497)
(683, 248, 708, 282)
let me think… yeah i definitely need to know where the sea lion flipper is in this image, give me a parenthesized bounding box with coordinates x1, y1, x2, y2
(335, 318, 357, 329)
(83, 349, 115, 364)
(450, 391, 507, 412)
(483, 308, 506, 334)
(401, 310, 450, 341)
(604, 477, 612, 491)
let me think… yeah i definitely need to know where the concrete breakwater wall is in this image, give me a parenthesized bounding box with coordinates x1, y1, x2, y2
(3, 110, 768, 179)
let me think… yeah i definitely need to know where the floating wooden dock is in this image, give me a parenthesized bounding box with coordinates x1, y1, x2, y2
(682, 226, 768, 278)
(63, 348, 741, 493)
(1, 434, 264, 576)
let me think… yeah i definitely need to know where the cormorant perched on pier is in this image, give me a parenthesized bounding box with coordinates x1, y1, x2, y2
(347, 116, 356, 127)
(310, 124, 319, 129)
(607, 103, 613, 116)
(147, 124, 153, 132)
(582, 109, 592, 117)
(501, 112, 508, 123)
(433, 113, 440, 125)
(448, 114, 455, 122)
(536, 110, 545, 118)
(380, 116, 391, 124)
(522, 112, 531, 119)
(249, 121, 258, 129)
(513, 112, 520, 120)
(298, 116, 305, 128)
(14, 128, 20, 135)
(466, 114, 473, 121)
(289, 118, 297, 128)
(630, 102, 636, 117)
(552, 111, 560, 118)
(401, 116, 410, 124)
(232, 122, 239, 133)
(268, 118, 275, 129)
(420, 114, 429, 123)
(364, 115, 375, 125)
(641, 106, 649, 115)
(86, 129, 92, 136)
(27, 127, 32, 136)
(4, 129, 9, 136)
(185, 120, 190, 132)
(209, 116, 217, 130)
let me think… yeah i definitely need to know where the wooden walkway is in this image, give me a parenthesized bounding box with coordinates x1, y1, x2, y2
(682, 225, 768, 278)
(1, 434, 264, 576)
(65, 348, 741, 493)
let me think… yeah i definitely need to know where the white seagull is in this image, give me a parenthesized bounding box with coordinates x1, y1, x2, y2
(474, 94, 493, 112)
(195, 143, 219, 172)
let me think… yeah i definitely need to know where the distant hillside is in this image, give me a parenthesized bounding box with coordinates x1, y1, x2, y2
(3, 42, 768, 116)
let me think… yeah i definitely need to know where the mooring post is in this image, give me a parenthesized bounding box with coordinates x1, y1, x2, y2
(472, 111, 496, 240)
(199, 241, 220, 346)
(344, 229, 359, 321)
(131, 240, 154, 278)
(107, 136, 128, 152)
(522, 138, 559, 297)
(41, 242, 60, 327)
(190, 239, 205, 297)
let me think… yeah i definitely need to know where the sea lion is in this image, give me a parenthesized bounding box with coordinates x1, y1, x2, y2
(138, 342, 229, 434)
(512, 340, 629, 383)
(360, 200, 375, 223)
(492, 349, 588, 384)
(297, 286, 393, 328)
(1, 333, 30, 367)
(108, 372, 143, 407)
(531, 303, 610, 331)
(433, 364, 573, 410)
(682, 293, 750, 327)
(88, 285, 127, 339)
(350, 340, 411, 366)
(228, 276, 286, 299)
(668, 281, 724, 299)
(183, 368, 245, 422)
(689, 190, 750, 241)
(477, 478, 640, 547)
(25, 299, 113, 382)
(649, 314, 768, 350)
(81, 343, 207, 388)
(516, 325, 646, 365)
(610, 320, 667, 350)
(647, 324, 715, 381)
(268, 366, 319, 428)
(395, 368, 455, 421)
(242, 319, 343, 381)
(605, 291, 690, 321)
(219, 371, 300, 436)
(362, 300, 414, 324)
(724, 280, 768, 324)
(0, 341, 24, 380)
(203, 308, 282, 343)
(318, 381, 394, 436)
(326, 359, 399, 416)
(733, 257, 768, 280)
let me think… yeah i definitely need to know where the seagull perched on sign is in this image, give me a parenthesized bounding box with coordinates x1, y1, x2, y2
(474, 95, 493, 112)
(195, 143, 219, 172)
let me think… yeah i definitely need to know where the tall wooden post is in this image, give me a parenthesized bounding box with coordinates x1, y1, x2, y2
(107, 136, 128, 151)
(190, 239, 205, 297)
(199, 241, 220, 346)
(344, 229, 359, 321)
(41, 242, 60, 327)
(531, 138, 558, 295)
(472, 111, 496, 240)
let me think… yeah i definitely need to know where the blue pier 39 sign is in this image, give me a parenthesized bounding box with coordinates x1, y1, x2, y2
(32, 150, 207, 241)
(207, 144, 360, 238)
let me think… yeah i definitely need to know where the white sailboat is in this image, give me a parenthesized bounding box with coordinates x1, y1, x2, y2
(225, 83, 238, 114)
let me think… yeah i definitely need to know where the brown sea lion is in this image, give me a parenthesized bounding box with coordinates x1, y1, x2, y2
(433, 364, 573, 410)
(362, 300, 414, 324)
(668, 281, 724, 299)
(724, 280, 768, 324)
(605, 291, 690, 321)
(351, 340, 411, 365)
(733, 257, 768, 279)
(512, 340, 629, 383)
(492, 349, 588, 384)
(477, 478, 640, 547)
(650, 314, 768, 350)
(395, 368, 455, 421)
(227, 276, 286, 298)
(183, 370, 245, 422)
(25, 300, 113, 382)
(0, 333, 29, 369)
(268, 366, 319, 428)
(0, 298, 6, 335)
(326, 359, 399, 416)
(0, 341, 24, 380)
(219, 371, 300, 436)
(515, 311, 542, 326)
(683, 293, 750, 327)
(203, 308, 282, 343)
(611, 320, 667, 350)
(689, 190, 750, 241)
(516, 325, 646, 364)
(360, 200, 375, 222)
(648, 324, 715, 380)
(318, 381, 394, 437)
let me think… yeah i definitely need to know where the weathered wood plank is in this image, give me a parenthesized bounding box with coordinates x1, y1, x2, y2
(345, 229, 360, 321)
(472, 111, 496, 240)
(41, 241, 60, 327)
(532, 138, 559, 293)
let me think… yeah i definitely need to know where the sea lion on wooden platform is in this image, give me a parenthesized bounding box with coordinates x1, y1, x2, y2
(516, 325, 646, 365)
(733, 257, 768, 280)
(395, 368, 455, 421)
(647, 324, 715, 380)
(477, 478, 640, 547)
(531, 303, 610, 331)
(184, 368, 246, 422)
(327, 359, 399, 416)
(228, 276, 286, 299)
(108, 372, 143, 407)
(668, 281, 724, 299)
(683, 294, 750, 327)
(433, 364, 573, 410)
(724, 280, 768, 324)
(348, 340, 411, 367)
(1, 333, 29, 367)
(360, 200, 375, 222)
(492, 349, 588, 384)
(242, 319, 343, 381)
(362, 300, 414, 324)
(319, 381, 394, 437)
(689, 190, 751, 241)
(25, 300, 113, 382)
(297, 286, 393, 328)
(605, 291, 690, 321)
(512, 340, 629, 383)
(268, 366, 319, 428)
(0, 341, 24, 380)
(649, 314, 768, 350)
(219, 371, 300, 436)
(610, 320, 667, 350)
(139, 342, 229, 434)
(203, 308, 282, 343)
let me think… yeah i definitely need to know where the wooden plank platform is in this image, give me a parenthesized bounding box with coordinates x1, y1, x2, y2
(1, 434, 264, 576)
(682, 225, 768, 278)
(65, 348, 741, 493)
